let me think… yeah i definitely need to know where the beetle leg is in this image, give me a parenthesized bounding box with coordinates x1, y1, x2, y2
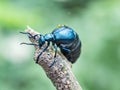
(53, 43, 57, 58)
(36, 42, 50, 63)
(49, 43, 57, 68)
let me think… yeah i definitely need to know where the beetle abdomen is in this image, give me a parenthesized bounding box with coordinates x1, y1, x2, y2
(59, 34, 81, 63)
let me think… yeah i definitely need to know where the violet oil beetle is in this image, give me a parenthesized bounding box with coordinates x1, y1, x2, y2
(20, 25, 81, 67)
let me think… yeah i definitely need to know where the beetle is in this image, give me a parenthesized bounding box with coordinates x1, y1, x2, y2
(20, 25, 81, 67)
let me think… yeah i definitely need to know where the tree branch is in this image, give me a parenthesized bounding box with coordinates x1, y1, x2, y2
(24, 26, 82, 90)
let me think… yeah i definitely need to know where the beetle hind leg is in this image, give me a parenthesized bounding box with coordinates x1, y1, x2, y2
(53, 43, 57, 58)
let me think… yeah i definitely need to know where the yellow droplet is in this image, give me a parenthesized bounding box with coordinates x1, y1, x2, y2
(56, 24, 64, 28)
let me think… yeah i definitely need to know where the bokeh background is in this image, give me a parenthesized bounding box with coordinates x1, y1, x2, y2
(0, 0, 120, 90)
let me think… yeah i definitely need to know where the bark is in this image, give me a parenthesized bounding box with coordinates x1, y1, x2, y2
(23, 26, 82, 90)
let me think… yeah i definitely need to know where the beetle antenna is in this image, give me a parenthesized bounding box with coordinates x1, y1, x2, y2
(20, 31, 41, 39)
(20, 42, 38, 46)
(20, 32, 33, 37)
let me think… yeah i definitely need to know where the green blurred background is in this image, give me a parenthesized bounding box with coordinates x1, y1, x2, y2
(0, 0, 120, 90)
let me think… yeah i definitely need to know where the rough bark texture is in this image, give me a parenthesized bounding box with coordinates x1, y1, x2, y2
(24, 27, 82, 90)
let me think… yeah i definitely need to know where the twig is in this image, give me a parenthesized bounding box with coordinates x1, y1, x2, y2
(23, 26, 82, 90)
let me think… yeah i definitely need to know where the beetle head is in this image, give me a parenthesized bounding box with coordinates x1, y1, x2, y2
(38, 35, 45, 48)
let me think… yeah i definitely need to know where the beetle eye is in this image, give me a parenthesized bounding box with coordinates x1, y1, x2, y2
(33, 34, 40, 41)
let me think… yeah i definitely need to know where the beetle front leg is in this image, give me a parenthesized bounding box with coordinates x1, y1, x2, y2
(36, 42, 50, 63)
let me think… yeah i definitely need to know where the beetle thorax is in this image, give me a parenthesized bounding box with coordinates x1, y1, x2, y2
(44, 33, 55, 41)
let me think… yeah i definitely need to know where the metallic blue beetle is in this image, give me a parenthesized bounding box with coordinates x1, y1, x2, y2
(20, 25, 81, 66)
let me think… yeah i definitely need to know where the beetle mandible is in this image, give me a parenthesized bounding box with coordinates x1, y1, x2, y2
(20, 25, 81, 67)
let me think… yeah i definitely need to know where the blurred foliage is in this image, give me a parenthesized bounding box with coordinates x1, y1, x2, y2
(0, 0, 120, 90)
